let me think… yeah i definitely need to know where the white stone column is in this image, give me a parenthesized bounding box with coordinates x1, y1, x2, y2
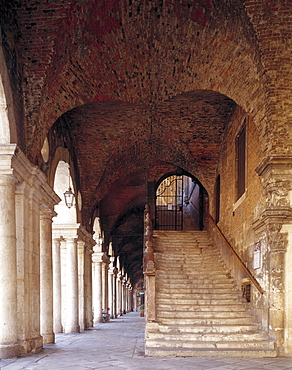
(28, 186, 42, 348)
(52, 237, 63, 333)
(101, 259, 109, 313)
(65, 237, 80, 333)
(122, 277, 126, 314)
(112, 270, 117, 318)
(40, 208, 56, 344)
(85, 246, 93, 328)
(92, 252, 103, 323)
(0, 173, 19, 358)
(78, 240, 85, 331)
(108, 257, 115, 319)
(133, 288, 137, 312)
(60, 238, 67, 331)
(117, 273, 123, 316)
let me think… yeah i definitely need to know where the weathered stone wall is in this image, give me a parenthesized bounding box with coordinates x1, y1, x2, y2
(210, 106, 270, 333)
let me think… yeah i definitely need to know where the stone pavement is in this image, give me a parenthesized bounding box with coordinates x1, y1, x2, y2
(1, 312, 292, 370)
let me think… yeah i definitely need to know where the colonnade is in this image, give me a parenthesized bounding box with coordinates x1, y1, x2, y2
(0, 145, 135, 359)
(52, 225, 95, 335)
(0, 145, 60, 357)
(92, 247, 133, 323)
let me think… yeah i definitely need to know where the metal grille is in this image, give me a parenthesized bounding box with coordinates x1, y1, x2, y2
(155, 175, 183, 230)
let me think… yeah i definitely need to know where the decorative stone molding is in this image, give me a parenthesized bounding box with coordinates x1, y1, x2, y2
(253, 155, 292, 353)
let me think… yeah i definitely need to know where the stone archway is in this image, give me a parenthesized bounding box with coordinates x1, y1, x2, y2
(0, 30, 17, 144)
(155, 170, 207, 231)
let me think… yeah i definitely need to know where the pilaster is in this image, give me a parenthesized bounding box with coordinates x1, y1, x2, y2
(254, 155, 292, 352)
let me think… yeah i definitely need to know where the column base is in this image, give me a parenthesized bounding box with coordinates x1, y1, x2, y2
(65, 325, 80, 334)
(18, 336, 43, 356)
(0, 342, 20, 359)
(54, 324, 63, 333)
(42, 332, 55, 344)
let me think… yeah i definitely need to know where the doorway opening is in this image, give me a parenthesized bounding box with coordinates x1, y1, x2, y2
(155, 171, 206, 231)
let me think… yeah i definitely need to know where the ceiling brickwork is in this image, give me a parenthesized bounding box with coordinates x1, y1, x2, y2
(1, 0, 291, 283)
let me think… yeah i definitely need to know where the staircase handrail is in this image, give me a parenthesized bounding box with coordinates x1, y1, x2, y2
(209, 214, 264, 295)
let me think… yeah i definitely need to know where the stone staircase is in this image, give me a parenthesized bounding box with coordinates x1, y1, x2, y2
(145, 230, 277, 357)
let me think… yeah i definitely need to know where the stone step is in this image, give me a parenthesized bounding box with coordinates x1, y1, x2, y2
(157, 310, 252, 319)
(156, 270, 232, 277)
(156, 292, 240, 300)
(146, 330, 270, 342)
(156, 270, 231, 277)
(156, 297, 244, 305)
(157, 287, 237, 294)
(157, 323, 259, 334)
(156, 278, 234, 285)
(157, 281, 236, 289)
(145, 347, 277, 358)
(155, 246, 213, 249)
(147, 231, 276, 357)
(157, 303, 247, 312)
(146, 338, 275, 350)
(157, 316, 255, 325)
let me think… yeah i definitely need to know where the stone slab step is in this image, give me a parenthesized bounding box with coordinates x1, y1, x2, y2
(145, 347, 278, 358)
(150, 231, 275, 357)
(146, 331, 270, 342)
(157, 311, 252, 319)
(157, 317, 255, 325)
(156, 298, 244, 305)
(157, 323, 259, 334)
(157, 287, 237, 294)
(157, 303, 247, 312)
(146, 338, 275, 350)
(157, 292, 240, 300)
(159, 279, 236, 292)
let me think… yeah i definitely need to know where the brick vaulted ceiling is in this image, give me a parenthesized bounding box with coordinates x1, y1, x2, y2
(2, 0, 291, 283)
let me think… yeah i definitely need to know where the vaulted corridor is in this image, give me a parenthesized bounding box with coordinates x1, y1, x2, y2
(1, 313, 291, 370)
(1, 0, 292, 361)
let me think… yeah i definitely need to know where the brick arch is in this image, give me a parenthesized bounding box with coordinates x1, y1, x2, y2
(0, 32, 17, 144)
(15, 0, 270, 161)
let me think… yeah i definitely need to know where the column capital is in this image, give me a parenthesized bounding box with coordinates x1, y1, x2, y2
(255, 155, 292, 177)
(92, 251, 104, 263)
(52, 223, 80, 241)
(77, 225, 96, 248)
(40, 206, 57, 220)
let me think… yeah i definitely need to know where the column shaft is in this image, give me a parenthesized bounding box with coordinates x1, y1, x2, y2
(40, 209, 55, 343)
(52, 238, 63, 333)
(78, 241, 85, 331)
(0, 174, 19, 358)
(65, 238, 80, 333)
(92, 253, 103, 323)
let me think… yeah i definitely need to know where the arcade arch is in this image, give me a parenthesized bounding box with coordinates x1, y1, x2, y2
(0, 33, 17, 144)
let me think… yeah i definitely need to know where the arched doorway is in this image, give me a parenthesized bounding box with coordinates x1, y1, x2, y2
(155, 170, 206, 231)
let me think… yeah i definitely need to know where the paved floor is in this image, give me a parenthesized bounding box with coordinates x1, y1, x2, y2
(1, 312, 292, 370)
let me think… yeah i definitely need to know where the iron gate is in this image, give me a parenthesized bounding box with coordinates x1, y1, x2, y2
(155, 175, 184, 230)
